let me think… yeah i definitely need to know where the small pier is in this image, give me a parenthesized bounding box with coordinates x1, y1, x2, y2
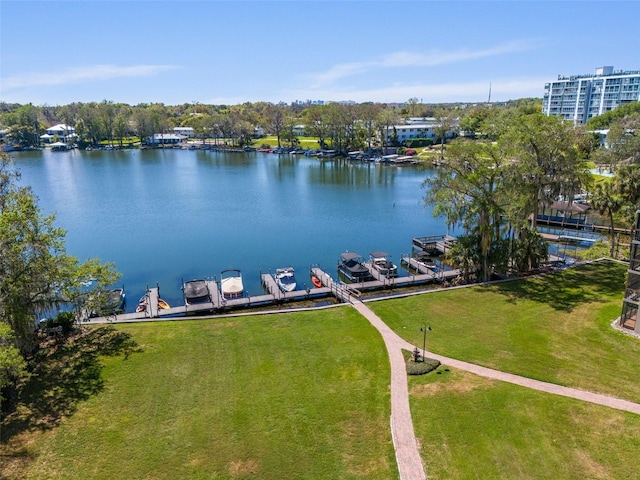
(260, 272, 331, 300)
(539, 231, 598, 244)
(401, 257, 439, 276)
(412, 234, 457, 254)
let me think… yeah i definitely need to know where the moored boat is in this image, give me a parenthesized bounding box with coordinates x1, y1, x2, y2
(414, 252, 440, 273)
(183, 279, 211, 305)
(221, 269, 244, 299)
(311, 274, 323, 288)
(90, 287, 126, 317)
(369, 251, 398, 278)
(275, 267, 296, 292)
(338, 252, 374, 282)
(137, 294, 170, 313)
(136, 295, 148, 313)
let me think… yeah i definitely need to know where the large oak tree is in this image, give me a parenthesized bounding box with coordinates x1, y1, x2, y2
(0, 154, 120, 357)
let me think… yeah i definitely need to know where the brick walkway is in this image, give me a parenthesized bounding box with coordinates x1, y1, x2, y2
(350, 298, 640, 480)
(351, 299, 427, 480)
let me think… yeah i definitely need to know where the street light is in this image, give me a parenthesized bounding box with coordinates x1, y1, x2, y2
(420, 324, 431, 362)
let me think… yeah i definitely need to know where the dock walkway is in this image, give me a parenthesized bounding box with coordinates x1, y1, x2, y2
(261, 273, 331, 300)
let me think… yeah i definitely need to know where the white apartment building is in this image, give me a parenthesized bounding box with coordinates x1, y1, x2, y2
(382, 121, 457, 144)
(542, 66, 640, 124)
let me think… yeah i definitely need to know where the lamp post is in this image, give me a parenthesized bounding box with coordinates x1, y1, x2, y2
(420, 324, 431, 362)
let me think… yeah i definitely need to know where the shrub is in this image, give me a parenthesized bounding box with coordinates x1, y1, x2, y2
(41, 311, 77, 335)
(404, 138, 434, 148)
(406, 357, 441, 375)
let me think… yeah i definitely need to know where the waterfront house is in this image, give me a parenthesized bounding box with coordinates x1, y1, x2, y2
(40, 123, 77, 143)
(173, 127, 194, 138)
(145, 133, 188, 145)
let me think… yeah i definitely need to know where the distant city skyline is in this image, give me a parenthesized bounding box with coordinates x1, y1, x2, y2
(1, 1, 638, 106)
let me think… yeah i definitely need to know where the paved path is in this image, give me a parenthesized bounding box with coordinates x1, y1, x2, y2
(351, 299, 427, 480)
(350, 298, 640, 480)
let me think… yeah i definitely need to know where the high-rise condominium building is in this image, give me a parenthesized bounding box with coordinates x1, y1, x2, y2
(542, 66, 640, 124)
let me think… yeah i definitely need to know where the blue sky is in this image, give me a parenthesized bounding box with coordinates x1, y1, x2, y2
(1, 1, 638, 106)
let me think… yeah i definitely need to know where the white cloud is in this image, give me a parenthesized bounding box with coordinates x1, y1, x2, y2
(2, 64, 179, 90)
(285, 77, 547, 104)
(306, 39, 543, 87)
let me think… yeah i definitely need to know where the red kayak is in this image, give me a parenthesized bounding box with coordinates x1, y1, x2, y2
(311, 275, 322, 288)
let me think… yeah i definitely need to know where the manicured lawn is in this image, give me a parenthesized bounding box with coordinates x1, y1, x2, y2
(1, 309, 395, 480)
(411, 367, 640, 480)
(4, 260, 640, 479)
(254, 136, 324, 149)
(369, 260, 640, 402)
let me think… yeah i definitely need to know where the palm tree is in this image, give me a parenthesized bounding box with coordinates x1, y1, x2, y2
(446, 235, 479, 284)
(512, 228, 548, 273)
(590, 181, 623, 257)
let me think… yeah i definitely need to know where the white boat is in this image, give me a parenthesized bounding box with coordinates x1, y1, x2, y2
(370, 251, 398, 278)
(221, 269, 244, 299)
(275, 267, 297, 292)
(415, 252, 439, 273)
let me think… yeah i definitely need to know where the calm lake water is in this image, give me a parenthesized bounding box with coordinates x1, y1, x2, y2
(13, 148, 446, 311)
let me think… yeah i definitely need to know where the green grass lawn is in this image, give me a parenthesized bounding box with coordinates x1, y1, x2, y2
(411, 367, 640, 480)
(253, 136, 323, 149)
(369, 260, 640, 401)
(4, 260, 640, 479)
(1, 309, 395, 480)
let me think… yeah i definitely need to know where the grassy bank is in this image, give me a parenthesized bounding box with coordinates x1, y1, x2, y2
(369, 260, 640, 401)
(3, 260, 640, 478)
(411, 367, 640, 479)
(1, 309, 395, 480)
(253, 136, 323, 149)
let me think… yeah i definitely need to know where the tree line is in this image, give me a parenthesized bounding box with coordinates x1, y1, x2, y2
(0, 99, 534, 152)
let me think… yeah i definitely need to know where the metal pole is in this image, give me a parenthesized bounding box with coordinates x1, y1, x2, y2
(421, 323, 431, 362)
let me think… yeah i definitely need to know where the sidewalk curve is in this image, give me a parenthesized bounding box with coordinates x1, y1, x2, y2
(351, 298, 640, 480)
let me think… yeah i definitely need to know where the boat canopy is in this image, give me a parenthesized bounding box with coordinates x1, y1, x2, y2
(370, 251, 390, 259)
(221, 270, 243, 296)
(184, 280, 209, 298)
(341, 252, 364, 261)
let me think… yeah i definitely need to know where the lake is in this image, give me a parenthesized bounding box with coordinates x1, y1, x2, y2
(13, 148, 446, 311)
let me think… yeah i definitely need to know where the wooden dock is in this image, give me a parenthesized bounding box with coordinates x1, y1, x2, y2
(539, 232, 597, 244)
(401, 256, 438, 276)
(412, 234, 457, 254)
(311, 267, 351, 302)
(86, 257, 462, 324)
(261, 273, 332, 300)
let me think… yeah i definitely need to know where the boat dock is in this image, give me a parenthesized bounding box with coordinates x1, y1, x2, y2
(88, 270, 339, 323)
(412, 234, 457, 254)
(260, 272, 332, 300)
(88, 262, 460, 323)
(538, 232, 597, 244)
(401, 257, 439, 276)
(86, 235, 469, 323)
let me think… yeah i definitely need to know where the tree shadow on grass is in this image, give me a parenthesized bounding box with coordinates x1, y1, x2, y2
(1, 326, 141, 445)
(484, 261, 627, 312)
